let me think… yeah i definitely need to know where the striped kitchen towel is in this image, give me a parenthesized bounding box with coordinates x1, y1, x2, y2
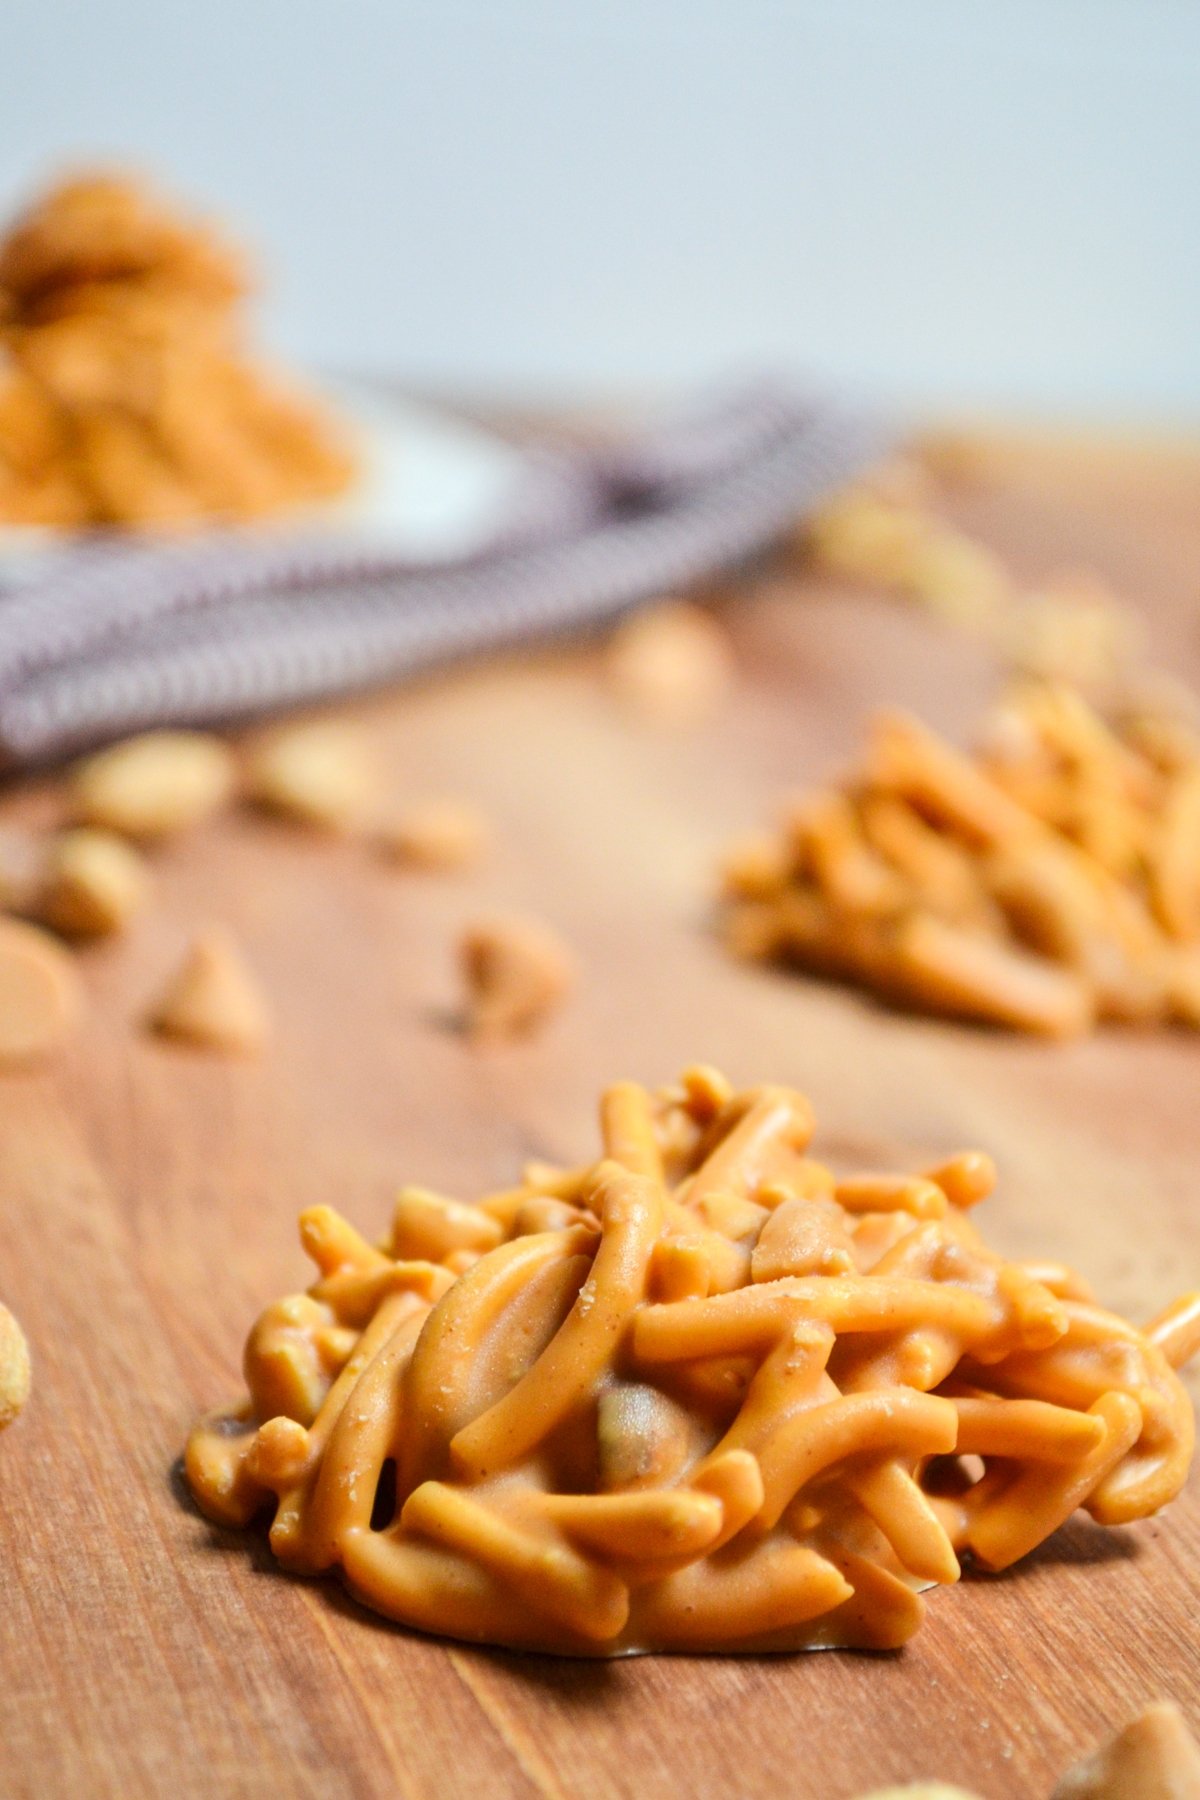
(0, 377, 888, 765)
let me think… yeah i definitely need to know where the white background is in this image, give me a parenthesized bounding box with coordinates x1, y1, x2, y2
(2, 1, 1197, 421)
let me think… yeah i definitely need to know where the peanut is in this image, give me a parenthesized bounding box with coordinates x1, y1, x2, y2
(37, 827, 150, 937)
(246, 720, 377, 832)
(72, 730, 236, 839)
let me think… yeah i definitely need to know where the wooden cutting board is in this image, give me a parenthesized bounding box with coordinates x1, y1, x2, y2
(2, 433, 1199, 1800)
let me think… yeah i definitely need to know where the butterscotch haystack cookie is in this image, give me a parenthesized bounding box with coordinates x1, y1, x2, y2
(149, 927, 268, 1055)
(722, 683, 1200, 1036)
(458, 912, 575, 1038)
(0, 1302, 31, 1430)
(0, 917, 83, 1067)
(0, 170, 355, 527)
(185, 1070, 1199, 1654)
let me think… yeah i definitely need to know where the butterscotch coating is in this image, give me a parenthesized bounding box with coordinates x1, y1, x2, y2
(186, 1070, 1198, 1655)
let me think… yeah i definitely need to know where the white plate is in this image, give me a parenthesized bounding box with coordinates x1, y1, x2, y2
(0, 385, 531, 581)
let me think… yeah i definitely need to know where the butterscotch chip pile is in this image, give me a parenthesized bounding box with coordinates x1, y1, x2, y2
(723, 684, 1200, 1037)
(186, 1068, 1199, 1654)
(0, 170, 355, 527)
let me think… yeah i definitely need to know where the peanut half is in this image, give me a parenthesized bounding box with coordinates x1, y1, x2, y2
(37, 827, 150, 937)
(246, 720, 377, 832)
(72, 730, 237, 839)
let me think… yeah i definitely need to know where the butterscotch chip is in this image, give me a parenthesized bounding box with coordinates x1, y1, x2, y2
(606, 600, 733, 725)
(72, 730, 236, 839)
(375, 801, 488, 871)
(246, 720, 377, 832)
(0, 1302, 31, 1430)
(459, 913, 574, 1038)
(37, 826, 150, 936)
(149, 928, 268, 1054)
(1053, 1702, 1200, 1799)
(0, 918, 82, 1067)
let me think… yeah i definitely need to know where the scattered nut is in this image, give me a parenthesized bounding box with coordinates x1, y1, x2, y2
(375, 800, 489, 871)
(0, 1302, 31, 1430)
(73, 730, 237, 839)
(606, 600, 733, 725)
(247, 720, 377, 831)
(149, 927, 269, 1054)
(0, 917, 83, 1067)
(36, 827, 150, 937)
(1053, 1701, 1200, 1799)
(459, 913, 574, 1038)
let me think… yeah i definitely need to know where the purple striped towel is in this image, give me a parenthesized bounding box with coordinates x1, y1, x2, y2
(0, 377, 888, 766)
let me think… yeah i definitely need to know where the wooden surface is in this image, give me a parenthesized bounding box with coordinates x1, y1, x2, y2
(2, 439, 1200, 1800)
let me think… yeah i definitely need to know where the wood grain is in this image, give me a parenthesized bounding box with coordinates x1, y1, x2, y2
(1, 439, 1199, 1800)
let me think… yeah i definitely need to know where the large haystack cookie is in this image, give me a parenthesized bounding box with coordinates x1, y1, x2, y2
(186, 1069, 1199, 1654)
